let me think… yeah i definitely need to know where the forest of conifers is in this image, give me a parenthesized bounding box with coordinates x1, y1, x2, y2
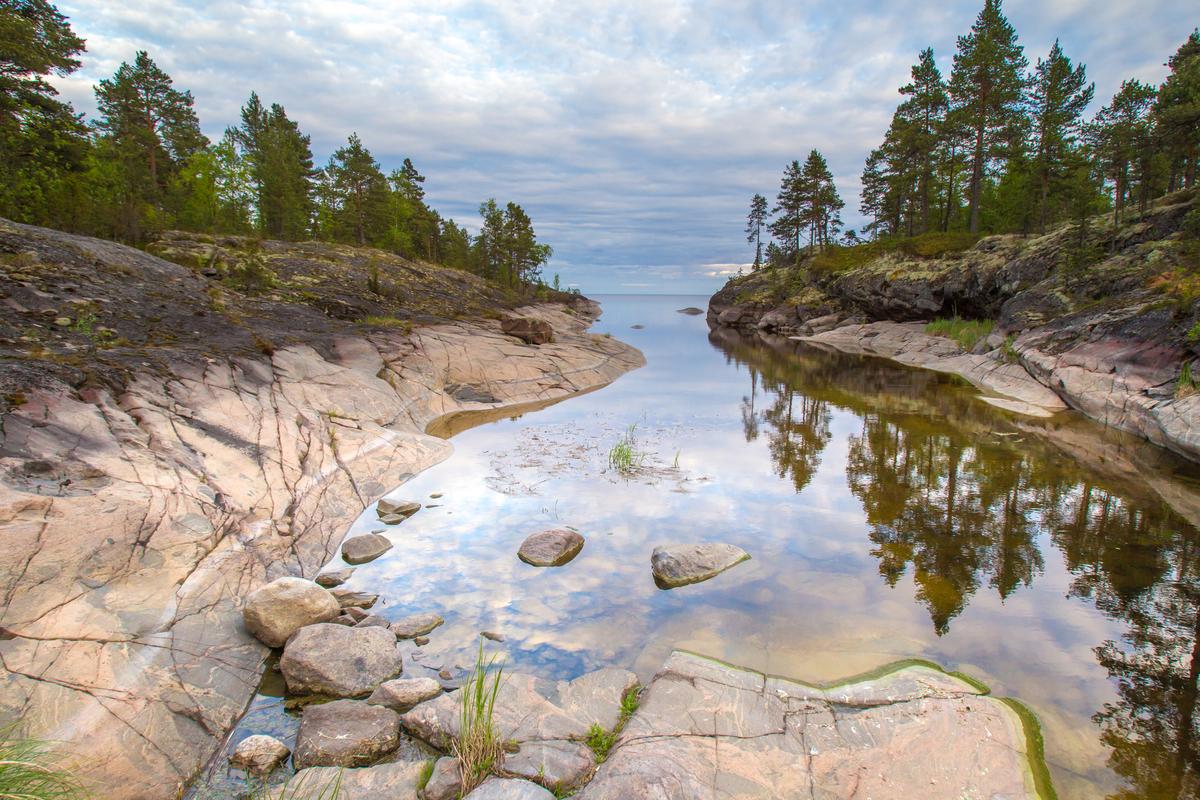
(745, 0, 1199, 268)
(0, 1, 553, 288)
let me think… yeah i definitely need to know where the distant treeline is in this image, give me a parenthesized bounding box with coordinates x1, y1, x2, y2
(0, 1, 551, 288)
(745, 0, 1199, 268)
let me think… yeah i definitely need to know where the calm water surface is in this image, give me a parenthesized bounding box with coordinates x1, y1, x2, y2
(205, 294, 1200, 799)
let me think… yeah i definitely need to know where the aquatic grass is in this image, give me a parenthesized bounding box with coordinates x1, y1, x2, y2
(0, 730, 84, 800)
(924, 317, 995, 352)
(454, 641, 505, 793)
(607, 424, 646, 475)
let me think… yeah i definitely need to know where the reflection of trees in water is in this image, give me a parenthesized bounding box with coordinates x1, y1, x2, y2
(712, 329, 1200, 798)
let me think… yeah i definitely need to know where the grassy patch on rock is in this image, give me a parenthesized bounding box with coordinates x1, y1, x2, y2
(924, 317, 995, 352)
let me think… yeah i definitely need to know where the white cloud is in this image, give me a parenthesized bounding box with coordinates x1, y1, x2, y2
(52, 0, 1190, 293)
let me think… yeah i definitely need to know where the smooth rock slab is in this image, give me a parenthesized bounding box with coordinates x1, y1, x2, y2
(342, 533, 393, 564)
(391, 612, 444, 639)
(242, 577, 340, 647)
(402, 667, 637, 750)
(277, 759, 425, 798)
(465, 778, 556, 800)
(503, 739, 594, 791)
(650, 542, 750, 588)
(517, 528, 585, 567)
(367, 677, 442, 712)
(228, 734, 289, 774)
(576, 651, 1041, 800)
(332, 588, 379, 608)
(281, 623, 403, 697)
(293, 699, 401, 769)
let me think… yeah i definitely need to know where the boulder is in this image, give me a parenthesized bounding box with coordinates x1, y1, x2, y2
(378, 498, 422, 518)
(277, 761, 425, 799)
(517, 529, 585, 567)
(391, 612, 444, 639)
(344, 606, 370, 622)
(280, 623, 403, 697)
(242, 577, 340, 648)
(676, 307, 704, 315)
(342, 533, 393, 565)
(331, 614, 357, 626)
(315, 567, 354, 588)
(717, 308, 744, 325)
(756, 308, 797, 332)
(465, 778, 555, 799)
(332, 588, 379, 608)
(650, 543, 750, 589)
(228, 734, 289, 774)
(401, 667, 637, 751)
(368, 677, 443, 712)
(355, 614, 392, 629)
(503, 740, 594, 792)
(422, 756, 462, 800)
(292, 700, 401, 769)
(501, 315, 554, 345)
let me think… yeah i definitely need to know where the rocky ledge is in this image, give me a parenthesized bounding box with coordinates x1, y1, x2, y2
(708, 191, 1200, 462)
(0, 222, 644, 798)
(274, 651, 1048, 799)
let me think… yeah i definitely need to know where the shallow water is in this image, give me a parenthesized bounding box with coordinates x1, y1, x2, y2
(201, 294, 1200, 799)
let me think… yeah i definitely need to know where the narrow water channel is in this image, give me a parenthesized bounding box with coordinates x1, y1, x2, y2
(198, 294, 1200, 800)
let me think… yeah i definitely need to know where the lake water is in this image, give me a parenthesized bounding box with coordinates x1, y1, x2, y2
(200, 294, 1200, 799)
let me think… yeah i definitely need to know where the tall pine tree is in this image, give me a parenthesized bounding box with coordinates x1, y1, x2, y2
(1029, 40, 1093, 231)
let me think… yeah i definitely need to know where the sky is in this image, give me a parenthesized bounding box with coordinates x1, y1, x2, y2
(50, 0, 1195, 294)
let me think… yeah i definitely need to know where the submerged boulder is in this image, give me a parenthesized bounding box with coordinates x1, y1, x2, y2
(676, 307, 704, 315)
(292, 699, 401, 769)
(517, 529, 585, 567)
(391, 612, 444, 639)
(280, 623, 402, 696)
(502, 315, 554, 345)
(341, 533, 393, 564)
(377, 498, 422, 518)
(228, 734, 289, 774)
(650, 543, 750, 588)
(242, 577, 340, 648)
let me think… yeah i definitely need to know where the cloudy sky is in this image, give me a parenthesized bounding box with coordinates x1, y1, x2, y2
(52, 1, 1193, 294)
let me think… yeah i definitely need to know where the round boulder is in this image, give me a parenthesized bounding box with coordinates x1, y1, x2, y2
(242, 577, 340, 648)
(341, 533, 393, 565)
(650, 543, 750, 589)
(280, 623, 403, 696)
(518, 529, 585, 567)
(228, 734, 290, 774)
(292, 699, 401, 769)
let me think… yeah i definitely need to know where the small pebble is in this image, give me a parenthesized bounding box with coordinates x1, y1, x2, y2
(438, 669, 452, 680)
(414, 635, 430, 646)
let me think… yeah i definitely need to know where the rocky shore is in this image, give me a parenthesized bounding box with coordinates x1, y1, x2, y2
(0, 221, 644, 798)
(708, 191, 1200, 462)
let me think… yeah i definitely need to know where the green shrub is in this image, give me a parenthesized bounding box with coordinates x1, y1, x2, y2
(810, 232, 980, 275)
(924, 317, 995, 352)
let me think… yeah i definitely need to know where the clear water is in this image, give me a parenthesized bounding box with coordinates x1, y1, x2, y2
(200, 294, 1200, 799)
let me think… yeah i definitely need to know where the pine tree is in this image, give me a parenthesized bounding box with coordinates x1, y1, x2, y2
(769, 160, 804, 261)
(234, 94, 315, 239)
(1090, 80, 1157, 227)
(859, 149, 888, 239)
(948, 0, 1029, 233)
(799, 150, 843, 250)
(745, 193, 768, 269)
(324, 132, 388, 245)
(1154, 29, 1200, 190)
(94, 51, 206, 238)
(899, 48, 949, 233)
(1029, 41, 1093, 231)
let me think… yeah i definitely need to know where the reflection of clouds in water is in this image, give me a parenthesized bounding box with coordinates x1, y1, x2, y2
(289, 297, 1200, 800)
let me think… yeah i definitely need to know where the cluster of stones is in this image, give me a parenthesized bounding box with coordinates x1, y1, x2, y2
(231, 487, 756, 798)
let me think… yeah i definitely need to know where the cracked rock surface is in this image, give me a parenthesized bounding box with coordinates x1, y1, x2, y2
(578, 650, 1039, 799)
(0, 226, 644, 798)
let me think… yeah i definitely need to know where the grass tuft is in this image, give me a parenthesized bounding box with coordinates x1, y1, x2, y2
(924, 317, 995, 352)
(607, 424, 646, 475)
(585, 722, 617, 764)
(0, 731, 84, 800)
(454, 641, 505, 793)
